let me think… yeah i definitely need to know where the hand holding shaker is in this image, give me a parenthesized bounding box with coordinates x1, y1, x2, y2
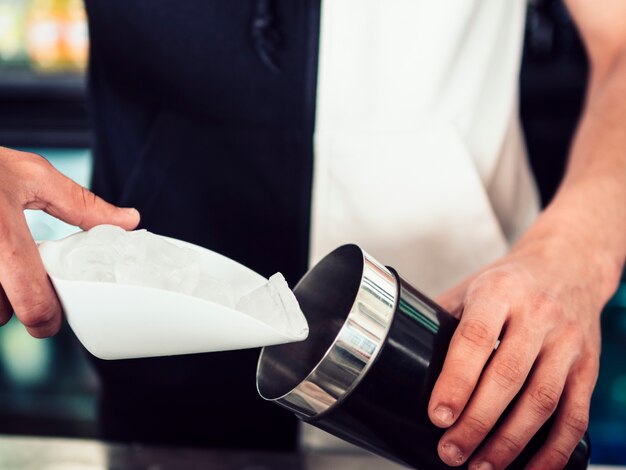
(257, 245, 590, 469)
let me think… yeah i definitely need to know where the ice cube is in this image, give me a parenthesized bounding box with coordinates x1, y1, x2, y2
(236, 273, 308, 339)
(114, 231, 201, 294)
(193, 273, 236, 308)
(48, 225, 206, 297)
(82, 224, 127, 245)
(65, 244, 118, 282)
(63, 225, 126, 282)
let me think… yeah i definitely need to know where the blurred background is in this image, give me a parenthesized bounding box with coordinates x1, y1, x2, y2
(0, 0, 624, 463)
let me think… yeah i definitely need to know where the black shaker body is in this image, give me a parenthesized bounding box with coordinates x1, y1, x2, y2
(256, 245, 590, 469)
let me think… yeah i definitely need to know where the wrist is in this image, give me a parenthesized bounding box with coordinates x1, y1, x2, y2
(512, 200, 624, 306)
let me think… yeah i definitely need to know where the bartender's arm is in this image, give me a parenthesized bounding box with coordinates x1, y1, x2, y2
(428, 2, 626, 469)
(0, 147, 139, 337)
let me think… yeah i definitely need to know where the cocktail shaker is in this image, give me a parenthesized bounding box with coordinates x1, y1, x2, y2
(256, 244, 590, 469)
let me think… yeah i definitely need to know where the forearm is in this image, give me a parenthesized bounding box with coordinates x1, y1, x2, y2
(514, 50, 626, 301)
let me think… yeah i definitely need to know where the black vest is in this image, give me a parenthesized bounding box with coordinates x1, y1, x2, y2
(84, 0, 320, 449)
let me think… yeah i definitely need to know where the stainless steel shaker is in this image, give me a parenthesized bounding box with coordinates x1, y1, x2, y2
(256, 244, 590, 469)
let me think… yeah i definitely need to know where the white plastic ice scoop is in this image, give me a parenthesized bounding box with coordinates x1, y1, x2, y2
(38, 225, 309, 360)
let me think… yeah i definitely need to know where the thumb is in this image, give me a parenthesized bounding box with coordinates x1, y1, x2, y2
(34, 168, 140, 231)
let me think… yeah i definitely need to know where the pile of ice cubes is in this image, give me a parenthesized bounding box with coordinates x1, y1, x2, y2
(40, 225, 308, 339)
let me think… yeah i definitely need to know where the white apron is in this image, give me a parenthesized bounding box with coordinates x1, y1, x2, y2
(303, 0, 540, 450)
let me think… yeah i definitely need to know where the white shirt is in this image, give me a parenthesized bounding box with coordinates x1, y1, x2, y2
(309, 0, 540, 298)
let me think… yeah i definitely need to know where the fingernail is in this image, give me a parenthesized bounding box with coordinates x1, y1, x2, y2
(122, 208, 140, 221)
(123, 207, 139, 216)
(440, 442, 464, 465)
(433, 406, 454, 426)
(473, 461, 494, 470)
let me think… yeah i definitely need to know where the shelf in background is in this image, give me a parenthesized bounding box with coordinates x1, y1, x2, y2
(0, 68, 90, 148)
(0, 68, 86, 99)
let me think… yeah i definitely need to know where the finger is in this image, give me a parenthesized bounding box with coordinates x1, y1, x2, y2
(26, 162, 140, 231)
(428, 294, 508, 430)
(525, 358, 597, 470)
(0, 284, 13, 326)
(437, 322, 544, 466)
(0, 204, 62, 338)
(468, 346, 575, 469)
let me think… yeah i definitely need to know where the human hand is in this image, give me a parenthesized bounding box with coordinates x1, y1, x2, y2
(427, 235, 619, 469)
(0, 146, 140, 337)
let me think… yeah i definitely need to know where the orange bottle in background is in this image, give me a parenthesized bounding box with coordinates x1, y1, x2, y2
(26, 0, 88, 72)
(61, 0, 88, 70)
(26, 0, 63, 71)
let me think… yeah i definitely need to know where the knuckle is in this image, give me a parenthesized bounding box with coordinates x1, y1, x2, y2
(546, 447, 571, 468)
(79, 186, 97, 209)
(584, 351, 601, 369)
(0, 148, 49, 175)
(464, 413, 492, 436)
(466, 275, 510, 302)
(14, 153, 54, 202)
(491, 356, 526, 390)
(72, 186, 96, 226)
(458, 319, 495, 349)
(532, 291, 561, 317)
(497, 431, 524, 454)
(579, 354, 600, 380)
(475, 268, 517, 290)
(561, 321, 584, 344)
(18, 299, 58, 328)
(564, 409, 589, 437)
(528, 382, 562, 416)
(18, 152, 52, 179)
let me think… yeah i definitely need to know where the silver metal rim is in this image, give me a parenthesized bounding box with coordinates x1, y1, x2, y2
(258, 248, 398, 419)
